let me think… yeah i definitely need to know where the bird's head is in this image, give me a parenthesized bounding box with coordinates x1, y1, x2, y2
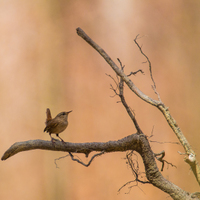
(56, 110, 72, 119)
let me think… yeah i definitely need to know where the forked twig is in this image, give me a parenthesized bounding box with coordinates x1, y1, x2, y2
(154, 151, 177, 171)
(117, 59, 143, 134)
(127, 70, 144, 77)
(54, 154, 69, 168)
(118, 151, 150, 194)
(68, 151, 105, 167)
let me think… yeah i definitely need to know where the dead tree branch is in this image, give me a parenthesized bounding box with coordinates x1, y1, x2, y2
(1, 134, 139, 161)
(1, 133, 191, 199)
(154, 150, 177, 171)
(133, 34, 160, 100)
(127, 69, 144, 77)
(106, 58, 143, 134)
(118, 151, 150, 194)
(117, 59, 143, 134)
(76, 27, 200, 186)
(76, 28, 160, 107)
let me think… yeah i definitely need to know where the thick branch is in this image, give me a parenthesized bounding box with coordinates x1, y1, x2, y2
(1, 133, 192, 199)
(1, 134, 139, 160)
(2, 133, 195, 199)
(138, 135, 190, 200)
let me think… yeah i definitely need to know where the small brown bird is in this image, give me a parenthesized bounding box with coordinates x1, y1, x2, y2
(44, 108, 72, 143)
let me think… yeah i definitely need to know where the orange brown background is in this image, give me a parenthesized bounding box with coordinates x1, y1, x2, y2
(0, 1, 200, 200)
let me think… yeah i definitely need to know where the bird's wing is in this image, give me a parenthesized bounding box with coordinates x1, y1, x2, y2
(44, 120, 59, 133)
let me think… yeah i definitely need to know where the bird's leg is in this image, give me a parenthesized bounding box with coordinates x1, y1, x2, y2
(49, 133, 56, 144)
(56, 134, 65, 143)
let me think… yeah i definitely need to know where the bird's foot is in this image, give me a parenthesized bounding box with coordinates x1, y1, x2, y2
(61, 139, 66, 144)
(51, 138, 59, 146)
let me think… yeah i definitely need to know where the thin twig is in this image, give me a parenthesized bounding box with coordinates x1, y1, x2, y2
(127, 70, 144, 77)
(126, 151, 150, 184)
(105, 73, 119, 89)
(117, 59, 143, 134)
(54, 154, 84, 168)
(118, 180, 136, 194)
(154, 151, 177, 171)
(68, 151, 105, 167)
(150, 140, 180, 145)
(110, 84, 119, 96)
(118, 151, 150, 194)
(54, 154, 69, 168)
(134, 35, 161, 101)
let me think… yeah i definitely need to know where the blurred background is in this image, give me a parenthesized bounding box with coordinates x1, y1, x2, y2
(0, 0, 200, 199)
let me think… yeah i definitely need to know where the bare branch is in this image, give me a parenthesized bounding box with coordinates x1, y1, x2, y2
(76, 27, 160, 107)
(1, 132, 191, 198)
(76, 27, 200, 185)
(134, 34, 161, 101)
(150, 140, 180, 145)
(105, 73, 119, 90)
(118, 180, 137, 194)
(126, 151, 150, 184)
(54, 154, 69, 168)
(106, 58, 143, 134)
(68, 151, 105, 167)
(1, 134, 139, 160)
(117, 59, 143, 134)
(110, 84, 119, 96)
(54, 151, 105, 168)
(105, 73, 120, 98)
(117, 58, 124, 70)
(154, 151, 177, 171)
(127, 70, 144, 77)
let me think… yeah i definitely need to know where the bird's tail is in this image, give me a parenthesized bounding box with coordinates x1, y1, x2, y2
(45, 108, 52, 125)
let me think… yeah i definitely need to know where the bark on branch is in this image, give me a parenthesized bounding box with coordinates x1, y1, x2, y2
(1, 134, 139, 160)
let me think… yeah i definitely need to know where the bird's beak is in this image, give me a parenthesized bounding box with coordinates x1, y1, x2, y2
(67, 110, 72, 114)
